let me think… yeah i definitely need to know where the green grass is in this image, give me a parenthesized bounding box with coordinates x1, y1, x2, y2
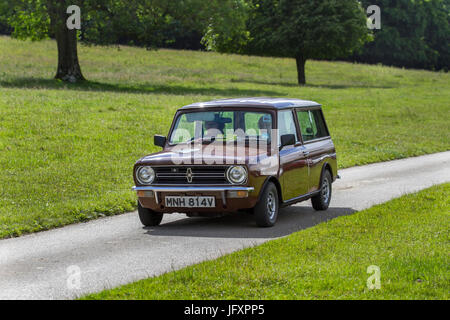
(0, 35, 449, 239)
(84, 184, 450, 300)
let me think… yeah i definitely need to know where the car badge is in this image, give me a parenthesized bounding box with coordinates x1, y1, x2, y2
(186, 168, 193, 183)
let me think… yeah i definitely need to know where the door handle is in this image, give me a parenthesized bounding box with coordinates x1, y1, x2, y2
(303, 150, 310, 156)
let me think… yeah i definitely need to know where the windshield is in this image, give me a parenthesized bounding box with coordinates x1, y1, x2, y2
(169, 110, 273, 144)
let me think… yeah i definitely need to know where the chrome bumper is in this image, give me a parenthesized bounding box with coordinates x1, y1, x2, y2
(132, 186, 254, 192)
(132, 186, 254, 205)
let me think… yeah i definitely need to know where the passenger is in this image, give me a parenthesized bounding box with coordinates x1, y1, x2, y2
(258, 115, 272, 140)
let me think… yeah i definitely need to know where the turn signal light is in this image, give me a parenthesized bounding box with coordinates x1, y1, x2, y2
(227, 190, 249, 198)
(137, 190, 154, 198)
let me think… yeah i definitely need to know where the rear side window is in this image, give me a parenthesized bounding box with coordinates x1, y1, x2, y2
(277, 110, 298, 145)
(297, 109, 329, 142)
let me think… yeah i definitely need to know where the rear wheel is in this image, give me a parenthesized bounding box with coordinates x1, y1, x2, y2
(138, 201, 163, 226)
(254, 182, 279, 227)
(312, 170, 332, 211)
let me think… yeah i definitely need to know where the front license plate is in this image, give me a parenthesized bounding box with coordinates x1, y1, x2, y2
(165, 196, 215, 208)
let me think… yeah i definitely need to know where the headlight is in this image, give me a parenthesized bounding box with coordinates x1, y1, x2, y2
(226, 166, 247, 184)
(136, 166, 155, 185)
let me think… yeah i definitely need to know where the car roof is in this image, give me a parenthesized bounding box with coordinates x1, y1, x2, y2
(180, 97, 321, 110)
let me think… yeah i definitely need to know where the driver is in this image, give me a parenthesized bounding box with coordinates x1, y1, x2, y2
(205, 120, 225, 138)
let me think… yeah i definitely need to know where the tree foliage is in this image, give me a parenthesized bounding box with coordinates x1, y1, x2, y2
(78, 0, 250, 50)
(352, 0, 449, 71)
(201, 0, 251, 53)
(7, 0, 49, 41)
(243, 0, 370, 58)
(3, 0, 248, 48)
(0, 1, 13, 35)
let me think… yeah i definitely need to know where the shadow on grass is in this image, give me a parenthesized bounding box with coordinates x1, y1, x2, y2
(0, 77, 284, 97)
(144, 205, 357, 239)
(231, 78, 398, 89)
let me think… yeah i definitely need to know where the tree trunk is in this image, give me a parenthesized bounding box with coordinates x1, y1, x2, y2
(295, 55, 306, 85)
(47, 0, 85, 82)
(54, 28, 85, 82)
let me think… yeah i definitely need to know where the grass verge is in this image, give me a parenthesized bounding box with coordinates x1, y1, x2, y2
(84, 184, 450, 300)
(0, 35, 449, 238)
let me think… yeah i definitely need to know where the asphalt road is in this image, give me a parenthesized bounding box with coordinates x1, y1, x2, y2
(0, 151, 449, 299)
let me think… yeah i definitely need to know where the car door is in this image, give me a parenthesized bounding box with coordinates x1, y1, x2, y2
(278, 109, 309, 201)
(296, 108, 334, 193)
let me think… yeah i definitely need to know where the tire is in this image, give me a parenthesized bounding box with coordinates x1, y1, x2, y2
(254, 182, 279, 227)
(138, 201, 163, 226)
(312, 170, 332, 211)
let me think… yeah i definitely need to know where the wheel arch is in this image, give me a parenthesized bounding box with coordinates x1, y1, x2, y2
(319, 162, 333, 188)
(258, 176, 283, 204)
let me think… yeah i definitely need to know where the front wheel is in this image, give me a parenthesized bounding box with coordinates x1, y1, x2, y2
(311, 170, 332, 211)
(253, 182, 279, 227)
(138, 201, 163, 226)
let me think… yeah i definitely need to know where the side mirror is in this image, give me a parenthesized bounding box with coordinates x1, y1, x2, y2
(280, 134, 296, 150)
(154, 135, 167, 148)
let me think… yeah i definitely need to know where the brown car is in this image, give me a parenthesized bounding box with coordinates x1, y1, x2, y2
(133, 98, 338, 227)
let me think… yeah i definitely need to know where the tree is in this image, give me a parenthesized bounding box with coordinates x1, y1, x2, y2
(211, 0, 371, 85)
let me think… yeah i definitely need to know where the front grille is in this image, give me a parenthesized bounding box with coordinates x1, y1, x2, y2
(154, 166, 230, 185)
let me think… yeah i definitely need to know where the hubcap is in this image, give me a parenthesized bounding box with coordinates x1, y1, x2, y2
(267, 191, 276, 220)
(322, 177, 330, 204)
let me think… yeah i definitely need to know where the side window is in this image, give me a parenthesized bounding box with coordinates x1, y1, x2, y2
(277, 110, 298, 145)
(297, 109, 329, 142)
(310, 110, 329, 138)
